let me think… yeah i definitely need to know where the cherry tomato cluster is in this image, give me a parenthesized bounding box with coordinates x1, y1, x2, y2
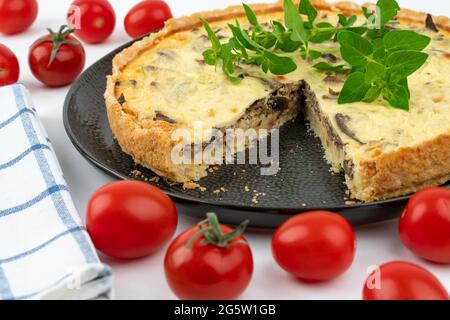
(0, 0, 173, 87)
(86, 180, 450, 300)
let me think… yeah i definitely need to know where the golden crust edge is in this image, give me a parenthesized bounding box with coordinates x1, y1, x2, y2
(105, 98, 208, 182)
(355, 133, 450, 201)
(104, 0, 450, 190)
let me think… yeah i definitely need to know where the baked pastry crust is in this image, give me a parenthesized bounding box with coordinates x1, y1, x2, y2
(105, 0, 450, 201)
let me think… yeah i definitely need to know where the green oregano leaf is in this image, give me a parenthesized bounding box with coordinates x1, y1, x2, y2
(338, 31, 373, 66)
(313, 62, 348, 73)
(243, 3, 259, 27)
(299, 0, 318, 23)
(338, 72, 370, 104)
(202, 49, 217, 66)
(338, 14, 357, 27)
(383, 30, 431, 52)
(284, 0, 308, 43)
(200, 18, 221, 53)
(383, 78, 410, 110)
(263, 50, 297, 75)
(377, 0, 401, 27)
(200, 0, 430, 111)
(309, 22, 335, 43)
(363, 85, 382, 102)
(365, 61, 387, 83)
(228, 22, 257, 51)
(387, 50, 429, 79)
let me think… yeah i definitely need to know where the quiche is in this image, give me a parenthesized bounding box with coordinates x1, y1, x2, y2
(105, 0, 450, 202)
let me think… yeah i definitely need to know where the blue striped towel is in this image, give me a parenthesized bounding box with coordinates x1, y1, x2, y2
(0, 84, 112, 300)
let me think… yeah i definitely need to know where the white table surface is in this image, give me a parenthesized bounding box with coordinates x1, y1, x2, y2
(1, 0, 448, 300)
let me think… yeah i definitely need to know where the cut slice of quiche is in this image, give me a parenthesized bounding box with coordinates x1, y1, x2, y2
(105, 0, 450, 202)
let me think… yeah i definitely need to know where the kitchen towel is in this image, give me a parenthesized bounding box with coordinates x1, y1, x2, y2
(0, 83, 112, 300)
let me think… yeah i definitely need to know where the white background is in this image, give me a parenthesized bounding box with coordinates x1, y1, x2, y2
(1, 0, 449, 300)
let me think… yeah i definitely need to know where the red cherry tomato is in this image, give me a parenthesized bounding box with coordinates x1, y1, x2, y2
(67, 0, 116, 44)
(0, 0, 38, 35)
(0, 44, 20, 86)
(124, 0, 173, 39)
(272, 211, 356, 281)
(164, 213, 253, 300)
(363, 261, 449, 300)
(87, 181, 178, 260)
(399, 187, 450, 264)
(28, 25, 85, 87)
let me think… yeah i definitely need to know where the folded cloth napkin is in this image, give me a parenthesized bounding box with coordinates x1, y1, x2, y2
(0, 84, 112, 300)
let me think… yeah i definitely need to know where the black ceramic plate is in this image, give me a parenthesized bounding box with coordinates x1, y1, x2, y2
(63, 38, 449, 228)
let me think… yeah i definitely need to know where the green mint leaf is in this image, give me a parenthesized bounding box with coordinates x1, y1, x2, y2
(243, 3, 259, 27)
(383, 30, 431, 52)
(263, 51, 297, 75)
(284, 0, 308, 43)
(200, 18, 221, 52)
(299, 0, 318, 23)
(363, 85, 382, 102)
(313, 62, 348, 73)
(338, 72, 370, 104)
(377, 0, 400, 27)
(383, 78, 410, 110)
(387, 50, 428, 79)
(338, 31, 373, 66)
(365, 61, 387, 83)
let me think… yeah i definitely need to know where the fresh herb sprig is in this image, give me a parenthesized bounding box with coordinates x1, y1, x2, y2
(336, 29, 430, 109)
(335, 0, 431, 110)
(201, 0, 431, 111)
(201, 0, 336, 81)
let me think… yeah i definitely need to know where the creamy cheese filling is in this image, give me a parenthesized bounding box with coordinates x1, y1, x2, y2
(115, 11, 450, 160)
